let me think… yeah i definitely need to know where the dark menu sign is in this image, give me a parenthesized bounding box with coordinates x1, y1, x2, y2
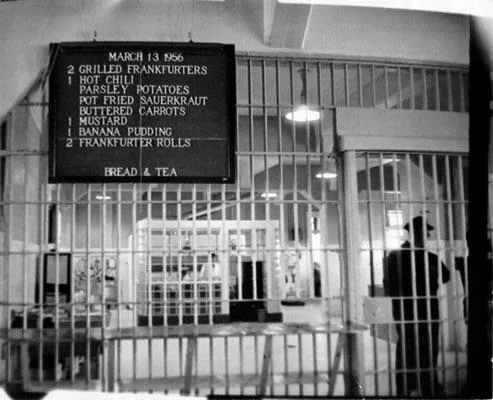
(49, 42, 236, 183)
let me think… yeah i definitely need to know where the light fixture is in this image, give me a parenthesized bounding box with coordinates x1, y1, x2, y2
(95, 194, 111, 200)
(316, 171, 337, 179)
(387, 210, 403, 227)
(260, 192, 277, 199)
(285, 106, 320, 122)
(285, 68, 320, 123)
(385, 190, 402, 195)
(382, 157, 399, 164)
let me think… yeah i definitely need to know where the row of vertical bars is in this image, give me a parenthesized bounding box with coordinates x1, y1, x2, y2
(358, 152, 468, 396)
(0, 52, 470, 396)
(236, 57, 468, 113)
(109, 333, 342, 396)
(0, 87, 346, 394)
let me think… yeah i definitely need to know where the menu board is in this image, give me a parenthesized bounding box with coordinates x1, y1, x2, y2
(48, 42, 236, 183)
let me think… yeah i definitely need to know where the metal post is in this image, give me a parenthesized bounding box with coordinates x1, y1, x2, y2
(341, 149, 365, 396)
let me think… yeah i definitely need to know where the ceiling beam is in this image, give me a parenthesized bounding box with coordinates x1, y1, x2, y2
(267, 2, 313, 49)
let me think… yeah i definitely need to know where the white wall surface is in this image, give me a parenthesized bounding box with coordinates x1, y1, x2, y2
(304, 6, 469, 64)
(0, 0, 469, 119)
(336, 108, 469, 152)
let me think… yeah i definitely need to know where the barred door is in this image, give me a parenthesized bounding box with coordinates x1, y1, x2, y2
(0, 55, 468, 397)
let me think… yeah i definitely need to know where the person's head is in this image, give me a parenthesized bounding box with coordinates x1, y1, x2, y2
(403, 216, 434, 247)
(211, 253, 218, 262)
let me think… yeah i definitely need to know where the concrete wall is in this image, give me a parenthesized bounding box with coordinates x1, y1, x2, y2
(0, 0, 469, 119)
(336, 108, 469, 152)
(304, 6, 469, 64)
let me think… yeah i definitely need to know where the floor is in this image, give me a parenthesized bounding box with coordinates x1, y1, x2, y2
(109, 300, 466, 397)
(2, 300, 466, 398)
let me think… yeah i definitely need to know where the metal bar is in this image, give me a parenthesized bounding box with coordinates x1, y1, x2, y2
(304, 62, 311, 150)
(3, 114, 12, 384)
(183, 337, 196, 395)
(336, 154, 346, 326)
(236, 157, 243, 302)
(85, 184, 92, 384)
(378, 153, 393, 394)
(224, 337, 230, 394)
(459, 72, 466, 113)
(162, 185, 168, 328)
(131, 184, 138, 387)
(423, 69, 428, 111)
(192, 184, 198, 325)
(18, 101, 50, 107)
(164, 337, 168, 391)
(249, 60, 257, 305)
(430, 155, 448, 394)
(234, 52, 469, 70)
(330, 63, 336, 106)
(276, 60, 283, 154)
(341, 150, 364, 396)
(177, 185, 183, 326)
(444, 155, 461, 390)
(304, 68, 314, 285)
(193, 335, 199, 394)
(447, 70, 453, 112)
(319, 120, 329, 307)
(239, 335, 244, 395)
(179, 337, 183, 386)
(397, 67, 402, 109)
(116, 184, 122, 387)
(328, 333, 343, 395)
(457, 156, 468, 322)
(364, 153, 379, 394)
(283, 334, 289, 395)
(435, 69, 440, 111)
(418, 154, 435, 394)
(209, 336, 214, 393)
(208, 184, 214, 324)
(365, 154, 376, 296)
(404, 154, 422, 393)
(101, 185, 108, 391)
(38, 121, 47, 384)
(307, 154, 314, 299)
(53, 186, 61, 383)
(312, 333, 318, 395)
(293, 153, 301, 299)
(344, 64, 349, 107)
(289, 61, 295, 153)
(371, 66, 376, 108)
(410, 67, 416, 110)
(221, 181, 227, 324)
(254, 335, 259, 385)
(390, 152, 408, 394)
(107, 339, 116, 392)
(69, 185, 76, 385)
(358, 64, 363, 108)
(264, 70, 273, 311)
(252, 174, 258, 306)
(259, 335, 273, 395)
(384, 66, 389, 109)
(22, 139, 29, 335)
(298, 333, 303, 395)
(146, 185, 152, 385)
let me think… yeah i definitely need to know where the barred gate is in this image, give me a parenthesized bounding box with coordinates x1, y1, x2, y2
(0, 55, 468, 397)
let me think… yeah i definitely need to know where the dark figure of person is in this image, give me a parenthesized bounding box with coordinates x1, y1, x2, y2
(383, 216, 450, 396)
(454, 233, 492, 322)
(454, 231, 471, 321)
(313, 262, 321, 298)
